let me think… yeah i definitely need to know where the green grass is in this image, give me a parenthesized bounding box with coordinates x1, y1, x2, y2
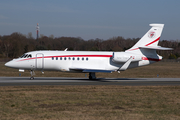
(0, 86, 180, 120)
(1, 61, 180, 78)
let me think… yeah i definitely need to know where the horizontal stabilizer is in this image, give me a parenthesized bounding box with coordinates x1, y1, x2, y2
(139, 46, 173, 50)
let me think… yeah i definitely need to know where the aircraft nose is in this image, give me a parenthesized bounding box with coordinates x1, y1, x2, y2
(5, 61, 17, 68)
(5, 61, 11, 67)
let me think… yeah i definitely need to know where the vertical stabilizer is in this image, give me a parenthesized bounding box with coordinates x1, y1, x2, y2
(126, 24, 164, 53)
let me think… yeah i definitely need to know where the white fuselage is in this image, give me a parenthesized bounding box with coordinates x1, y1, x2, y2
(5, 50, 161, 73)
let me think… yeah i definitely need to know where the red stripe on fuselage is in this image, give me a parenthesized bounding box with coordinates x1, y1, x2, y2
(17, 54, 113, 62)
(17, 54, 161, 62)
(142, 57, 161, 62)
(126, 48, 139, 51)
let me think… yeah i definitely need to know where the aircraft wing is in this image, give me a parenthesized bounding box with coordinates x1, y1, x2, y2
(139, 46, 173, 50)
(69, 68, 115, 73)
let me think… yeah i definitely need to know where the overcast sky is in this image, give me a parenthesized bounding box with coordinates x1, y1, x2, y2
(0, 0, 179, 40)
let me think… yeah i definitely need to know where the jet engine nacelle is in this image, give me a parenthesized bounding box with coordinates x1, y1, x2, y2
(112, 52, 142, 63)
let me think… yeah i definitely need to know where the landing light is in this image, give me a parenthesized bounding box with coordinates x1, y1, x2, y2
(19, 69, 24, 72)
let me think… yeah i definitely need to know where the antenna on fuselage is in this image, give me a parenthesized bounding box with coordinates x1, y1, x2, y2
(64, 48, 68, 51)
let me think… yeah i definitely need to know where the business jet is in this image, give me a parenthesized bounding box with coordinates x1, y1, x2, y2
(5, 24, 172, 79)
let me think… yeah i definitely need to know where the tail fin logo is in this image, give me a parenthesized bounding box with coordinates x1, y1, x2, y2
(148, 31, 155, 38)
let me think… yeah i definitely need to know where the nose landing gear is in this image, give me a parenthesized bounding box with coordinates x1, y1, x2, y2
(30, 70, 35, 80)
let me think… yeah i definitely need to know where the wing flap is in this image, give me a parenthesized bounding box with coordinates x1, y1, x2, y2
(70, 68, 114, 73)
(83, 69, 113, 73)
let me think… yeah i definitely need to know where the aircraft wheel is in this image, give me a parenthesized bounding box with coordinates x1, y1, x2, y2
(89, 72, 96, 80)
(89, 76, 92, 80)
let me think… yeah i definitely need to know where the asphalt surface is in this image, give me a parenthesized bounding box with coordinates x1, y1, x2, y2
(0, 77, 180, 86)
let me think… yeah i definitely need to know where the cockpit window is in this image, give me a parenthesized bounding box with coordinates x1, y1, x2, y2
(20, 54, 32, 58)
(24, 54, 28, 58)
(20, 54, 26, 58)
(27, 54, 32, 58)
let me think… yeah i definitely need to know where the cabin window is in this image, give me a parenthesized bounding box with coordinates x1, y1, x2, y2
(82, 58, 84, 61)
(52, 57, 54, 60)
(73, 57, 75, 60)
(77, 57, 79, 60)
(69, 57, 71, 60)
(60, 57, 62, 60)
(64, 57, 66, 60)
(27, 54, 32, 58)
(86, 58, 88, 61)
(56, 57, 58, 60)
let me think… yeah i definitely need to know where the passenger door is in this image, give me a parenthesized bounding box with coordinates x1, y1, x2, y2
(36, 53, 44, 70)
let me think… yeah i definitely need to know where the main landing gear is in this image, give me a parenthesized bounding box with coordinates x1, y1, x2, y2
(30, 70, 35, 80)
(89, 72, 96, 80)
